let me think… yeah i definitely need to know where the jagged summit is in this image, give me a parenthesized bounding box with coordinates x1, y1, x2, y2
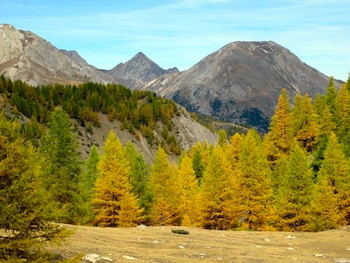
(105, 51, 179, 85)
(133, 51, 148, 60)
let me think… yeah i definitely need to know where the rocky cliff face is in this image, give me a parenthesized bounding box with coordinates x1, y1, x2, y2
(0, 24, 116, 86)
(142, 41, 341, 132)
(105, 52, 179, 88)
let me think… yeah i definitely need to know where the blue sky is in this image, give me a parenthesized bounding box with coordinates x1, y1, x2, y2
(1, 0, 349, 80)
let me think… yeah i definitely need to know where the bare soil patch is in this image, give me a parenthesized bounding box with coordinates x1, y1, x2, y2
(52, 224, 350, 263)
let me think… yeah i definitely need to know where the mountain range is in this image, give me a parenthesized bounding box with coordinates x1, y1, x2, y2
(0, 24, 342, 132)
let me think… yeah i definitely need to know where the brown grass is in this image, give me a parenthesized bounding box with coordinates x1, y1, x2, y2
(52, 224, 350, 263)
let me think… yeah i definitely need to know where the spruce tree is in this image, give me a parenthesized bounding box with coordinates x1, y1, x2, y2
(0, 114, 70, 261)
(40, 107, 85, 223)
(93, 131, 143, 227)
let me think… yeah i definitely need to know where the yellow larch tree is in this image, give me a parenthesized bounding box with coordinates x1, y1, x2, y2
(263, 88, 292, 165)
(336, 84, 350, 156)
(150, 146, 181, 225)
(274, 142, 315, 231)
(93, 130, 143, 227)
(312, 133, 350, 230)
(290, 93, 318, 152)
(199, 146, 237, 230)
(237, 129, 274, 230)
(178, 153, 201, 227)
(226, 133, 244, 169)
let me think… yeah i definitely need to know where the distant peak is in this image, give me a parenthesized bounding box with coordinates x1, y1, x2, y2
(134, 52, 147, 58)
(130, 52, 154, 65)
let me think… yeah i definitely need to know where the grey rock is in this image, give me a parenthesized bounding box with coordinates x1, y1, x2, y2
(83, 254, 113, 263)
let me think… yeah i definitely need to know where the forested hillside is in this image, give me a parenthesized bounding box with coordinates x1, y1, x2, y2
(1, 75, 350, 262)
(0, 76, 183, 154)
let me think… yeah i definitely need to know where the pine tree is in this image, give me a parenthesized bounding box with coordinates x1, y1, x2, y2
(149, 146, 181, 225)
(312, 133, 350, 230)
(40, 107, 85, 223)
(93, 131, 143, 227)
(263, 89, 292, 165)
(274, 143, 314, 231)
(237, 129, 273, 230)
(0, 114, 70, 261)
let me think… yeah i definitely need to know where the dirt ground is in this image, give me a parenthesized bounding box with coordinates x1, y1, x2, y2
(52, 224, 350, 263)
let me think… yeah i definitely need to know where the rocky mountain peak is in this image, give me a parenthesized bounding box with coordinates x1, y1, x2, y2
(105, 52, 179, 86)
(132, 51, 149, 61)
(141, 41, 341, 132)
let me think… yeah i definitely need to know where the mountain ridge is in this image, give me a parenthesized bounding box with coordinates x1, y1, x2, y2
(0, 24, 117, 86)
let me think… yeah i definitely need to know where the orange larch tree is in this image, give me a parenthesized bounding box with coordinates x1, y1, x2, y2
(93, 131, 143, 227)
